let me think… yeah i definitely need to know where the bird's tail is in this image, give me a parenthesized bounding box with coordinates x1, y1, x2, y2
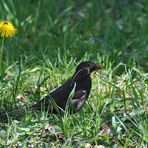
(0, 103, 49, 121)
(0, 107, 28, 120)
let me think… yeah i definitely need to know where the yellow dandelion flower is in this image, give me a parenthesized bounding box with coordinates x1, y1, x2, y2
(0, 21, 16, 38)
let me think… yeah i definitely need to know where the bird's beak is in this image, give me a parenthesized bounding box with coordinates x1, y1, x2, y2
(92, 63, 103, 71)
(88, 63, 103, 74)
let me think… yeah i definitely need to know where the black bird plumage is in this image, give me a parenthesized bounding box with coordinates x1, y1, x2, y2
(0, 61, 102, 119)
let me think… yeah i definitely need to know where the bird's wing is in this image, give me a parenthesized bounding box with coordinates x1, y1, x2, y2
(70, 90, 87, 111)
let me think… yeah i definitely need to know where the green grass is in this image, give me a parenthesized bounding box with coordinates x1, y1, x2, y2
(0, 0, 148, 147)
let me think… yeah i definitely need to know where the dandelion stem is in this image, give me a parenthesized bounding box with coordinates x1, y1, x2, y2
(0, 37, 5, 76)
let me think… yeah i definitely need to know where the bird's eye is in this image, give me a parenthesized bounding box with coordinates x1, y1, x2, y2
(86, 63, 90, 67)
(88, 63, 92, 67)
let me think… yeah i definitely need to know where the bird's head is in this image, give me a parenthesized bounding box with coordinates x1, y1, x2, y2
(75, 61, 103, 75)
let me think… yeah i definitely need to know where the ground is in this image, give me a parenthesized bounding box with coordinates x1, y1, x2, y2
(0, 0, 148, 147)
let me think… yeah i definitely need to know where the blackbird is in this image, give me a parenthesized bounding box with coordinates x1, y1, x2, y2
(0, 61, 102, 119)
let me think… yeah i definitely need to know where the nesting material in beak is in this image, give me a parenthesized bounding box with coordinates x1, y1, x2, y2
(91, 63, 103, 72)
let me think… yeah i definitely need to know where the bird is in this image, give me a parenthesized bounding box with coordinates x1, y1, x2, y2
(0, 61, 102, 119)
